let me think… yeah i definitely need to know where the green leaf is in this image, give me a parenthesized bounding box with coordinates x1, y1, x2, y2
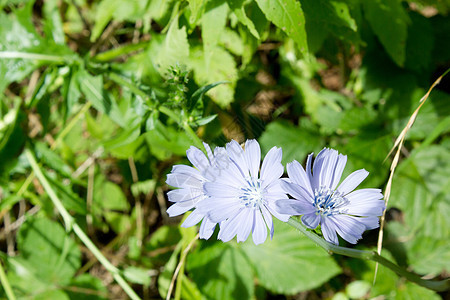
(156, 16, 190, 75)
(189, 46, 237, 107)
(187, 242, 255, 299)
(16, 217, 81, 286)
(0, 1, 75, 93)
(227, 0, 260, 39)
(259, 120, 324, 165)
(345, 280, 371, 299)
(241, 219, 341, 294)
(123, 266, 152, 286)
(67, 274, 108, 300)
(255, 0, 308, 54)
(389, 145, 450, 276)
(202, 0, 229, 60)
(94, 175, 130, 211)
(188, 81, 227, 111)
(362, 0, 409, 66)
(43, 0, 65, 44)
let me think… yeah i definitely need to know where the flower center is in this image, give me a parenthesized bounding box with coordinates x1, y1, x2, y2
(313, 186, 348, 216)
(239, 177, 266, 209)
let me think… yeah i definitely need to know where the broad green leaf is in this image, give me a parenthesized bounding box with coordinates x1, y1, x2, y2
(35, 142, 73, 177)
(202, 0, 229, 64)
(17, 217, 81, 286)
(181, 274, 205, 300)
(67, 274, 108, 300)
(0, 1, 75, 93)
(189, 46, 237, 107)
(302, 0, 359, 52)
(6, 256, 51, 296)
(259, 120, 324, 165)
(348, 249, 441, 299)
(227, 0, 260, 39)
(91, 0, 149, 42)
(219, 28, 244, 56)
(241, 219, 341, 294)
(145, 123, 192, 160)
(187, 242, 255, 299)
(389, 145, 450, 275)
(94, 175, 130, 211)
(255, 0, 307, 54)
(345, 280, 371, 299)
(187, 0, 206, 26)
(362, 0, 410, 66)
(404, 13, 433, 73)
(156, 16, 190, 76)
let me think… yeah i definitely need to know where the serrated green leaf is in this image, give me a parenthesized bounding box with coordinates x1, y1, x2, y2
(362, 0, 409, 66)
(241, 219, 341, 294)
(255, 0, 307, 54)
(156, 16, 190, 75)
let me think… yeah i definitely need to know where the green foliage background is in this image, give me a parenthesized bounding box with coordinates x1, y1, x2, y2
(0, 0, 449, 299)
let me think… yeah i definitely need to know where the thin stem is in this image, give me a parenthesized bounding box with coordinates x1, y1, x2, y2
(159, 106, 203, 150)
(25, 148, 141, 300)
(0, 51, 67, 62)
(108, 73, 150, 101)
(0, 258, 16, 300)
(287, 218, 450, 292)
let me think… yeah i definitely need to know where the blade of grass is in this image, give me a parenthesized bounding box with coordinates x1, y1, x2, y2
(25, 148, 141, 300)
(376, 68, 450, 281)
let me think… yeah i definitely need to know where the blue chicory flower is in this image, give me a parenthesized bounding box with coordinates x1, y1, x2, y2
(166, 142, 227, 239)
(275, 148, 385, 245)
(197, 139, 291, 245)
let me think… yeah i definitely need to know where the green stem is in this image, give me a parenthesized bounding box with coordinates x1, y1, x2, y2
(158, 106, 203, 150)
(287, 218, 450, 292)
(108, 73, 150, 101)
(25, 148, 141, 300)
(0, 258, 16, 300)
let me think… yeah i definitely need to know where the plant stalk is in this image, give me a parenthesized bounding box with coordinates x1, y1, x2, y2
(0, 258, 16, 300)
(287, 217, 450, 292)
(25, 148, 141, 300)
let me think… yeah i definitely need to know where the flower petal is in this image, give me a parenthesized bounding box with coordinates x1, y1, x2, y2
(166, 202, 194, 217)
(321, 216, 339, 245)
(181, 209, 204, 227)
(203, 142, 214, 162)
(286, 160, 314, 197)
(166, 173, 202, 189)
(311, 148, 328, 189)
(266, 201, 291, 222)
(260, 146, 283, 187)
(199, 217, 217, 239)
(336, 169, 369, 195)
(329, 215, 365, 244)
(244, 139, 261, 179)
(280, 180, 313, 203)
(226, 140, 248, 177)
(167, 188, 203, 203)
(306, 153, 313, 184)
(218, 210, 246, 242)
(356, 216, 380, 230)
(206, 200, 243, 223)
(236, 209, 254, 242)
(301, 213, 320, 229)
(204, 182, 240, 198)
(330, 154, 347, 190)
(252, 210, 267, 245)
(261, 206, 274, 239)
(275, 199, 315, 216)
(319, 149, 339, 188)
(187, 146, 210, 172)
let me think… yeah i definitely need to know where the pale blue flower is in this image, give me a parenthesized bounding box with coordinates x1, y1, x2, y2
(276, 148, 385, 245)
(166, 142, 227, 239)
(198, 139, 290, 245)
